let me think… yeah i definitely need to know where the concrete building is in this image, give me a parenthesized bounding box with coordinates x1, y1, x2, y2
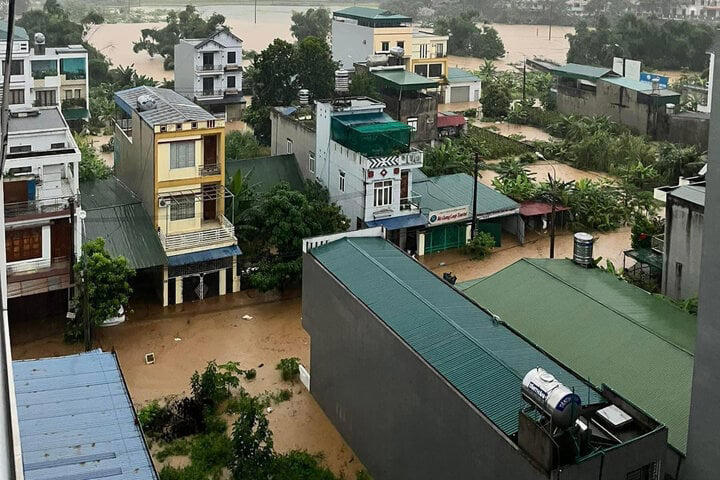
(173, 28, 244, 121)
(461, 258, 698, 478)
(331, 7, 413, 70)
(2, 107, 81, 305)
(0, 24, 89, 124)
(303, 233, 668, 480)
(270, 106, 316, 181)
(410, 29, 448, 80)
(113, 86, 240, 306)
(442, 67, 482, 110)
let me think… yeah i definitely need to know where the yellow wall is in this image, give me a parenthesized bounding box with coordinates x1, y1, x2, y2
(372, 26, 413, 54)
(157, 184, 203, 235)
(156, 135, 203, 182)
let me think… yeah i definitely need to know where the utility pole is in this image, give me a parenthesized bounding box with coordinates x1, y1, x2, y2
(549, 200, 556, 259)
(470, 153, 480, 239)
(254, 0, 257, 24)
(522, 58, 527, 103)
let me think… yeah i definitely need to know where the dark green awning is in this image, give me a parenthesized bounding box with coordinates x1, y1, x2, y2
(62, 108, 90, 121)
(372, 70, 438, 91)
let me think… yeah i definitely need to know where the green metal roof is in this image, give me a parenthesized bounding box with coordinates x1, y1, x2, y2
(333, 7, 411, 24)
(0, 23, 28, 41)
(461, 258, 696, 453)
(551, 63, 613, 81)
(81, 177, 167, 270)
(372, 70, 438, 91)
(447, 67, 482, 85)
(61, 108, 90, 121)
(413, 173, 519, 218)
(226, 154, 304, 194)
(311, 237, 601, 437)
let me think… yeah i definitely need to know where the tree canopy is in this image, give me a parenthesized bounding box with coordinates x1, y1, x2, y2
(290, 8, 331, 42)
(434, 16, 505, 59)
(295, 36, 338, 101)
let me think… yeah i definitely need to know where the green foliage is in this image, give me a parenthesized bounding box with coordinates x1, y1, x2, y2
(631, 215, 664, 249)
(655, 143, 704, 186)
(268, 389, 293, 404)
(491, 171, 538, 202)
(244, 369, 257, 381)
(251, 39, 300, 106)
(243, 104, 272, 146)
(421, 140, 472, 177)
(276, 357, 300, 382)
(506, 103, 563, 129)
(133, 6, 227, 70)
(225, 131, 270, 160)
(567, 14, 713, 71)
(463, 126, 531, 159)
(190, 361, 241, 412)
(663, 295, 699, 316)
(158, 432, 232, 480)
(271, 450, 338, 480)
(290, 8, 331, 42)
(481, 81, 512, 119)
(463, 232, 496, 260)
(435, 17, 505, 59)
(295, 36, 338, 101)
(349, 71, 379, 99)
(138, 401, 173, 438)
(156, 437, 193, 462)
(230, 396, 275, 479)
(66, 239, 134, 343)
(75, 134, 111, 182)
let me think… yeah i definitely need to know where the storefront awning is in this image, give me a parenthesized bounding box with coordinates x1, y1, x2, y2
(168, 245, 242, 267)
(366, 214, 427, 231)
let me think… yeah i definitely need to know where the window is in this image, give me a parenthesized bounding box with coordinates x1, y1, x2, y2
(3, 60, 23, 76)
(35, 90, 56, 107)
(50, 142, 65, 149)
(227, 51, 236, 64)
(286, 138, 293, 154)
(414, 64, 429, 77)
(373, 180, 393, 207)
(397, 41, 405, 49)
(65, 89, 73, 100)
(429, 63, 443, 77)
(169, 141, 195, 169)
(309, 151, 315, 173)
(227, 76, 236, 88)
(170, 195, 196, 221)
(625, 462, 657, 480)
(75, 89, 81, 98)
(381, 41, 389, 51)
(339, 171, 345, 192)
(60, 58, 86, 79)
(30, 59, 57, 79)
(9, 145, 31, 153)
(8, 166, 31, 176)
(6, 227, 42, 262)
(436, 43, 444, 57)
(191, 121, 198, 129)
(419, 44, 428, 58)
(407, 117, 418, 132)
(9, 89, 24, 105)
(176, 123, 183, 130)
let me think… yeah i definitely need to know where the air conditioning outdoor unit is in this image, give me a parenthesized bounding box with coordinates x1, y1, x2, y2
(158, 198, 169, 208)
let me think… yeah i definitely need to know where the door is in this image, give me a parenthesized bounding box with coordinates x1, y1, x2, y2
(6, 227, 42, 262)
(35, 89, 56, 106)
(202, 77, 214, 95)
(400, 171, 409, 206)
(204, 135, 217, 167)
(202, 52, 214, 68)
(4, 181, 28, 204)
(51, 219, 71, 259)
(426, 224, 466, 254)
(450, 85, 471, 103)
(203, 184, 217, 222)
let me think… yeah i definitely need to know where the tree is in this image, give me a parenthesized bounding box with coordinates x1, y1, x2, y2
(435, 16, 505, 59)
(243, 104, 272, 146)
(225, 131, 270, 160)
(230, 396, 274, 480)
(422, 140, 471, 177)
(294, 36, 337, 101)
(290, 8, 331, 42)
(481, 81, 512, 118)
(252, 39, 301, 106)
(349, 71, 379, 99)
(66, 239, 134, 343)
(227, 169, 259, 251)
(75, 134, 111, 181)
(133, 6, 227, 70)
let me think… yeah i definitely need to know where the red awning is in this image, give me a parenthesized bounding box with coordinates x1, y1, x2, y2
(437, 114, 466, 128)
(520, 201, 570, 217)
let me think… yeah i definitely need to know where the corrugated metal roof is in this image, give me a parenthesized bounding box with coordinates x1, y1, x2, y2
(226, 154, 305, 193)
(114, 86, 216, 127)
(551, 63, 613, 81)
(333, 6, 411, 22)
(601, 77, 680, 97)
(461, 258, 696, 453)
(372, 70, 438, 91)
(0, 24, 28, 40)
(413, 173, 519, 217)
(311, 237, 601, 437)
(447, 67, 482, 84)
(13, 350, 158, 480)
(670, 184, 705, 207)
(81, 177, 167, 269)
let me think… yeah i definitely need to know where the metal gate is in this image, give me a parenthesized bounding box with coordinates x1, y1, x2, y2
(425, 223, 466, 254)
(450, 85, 471, 103)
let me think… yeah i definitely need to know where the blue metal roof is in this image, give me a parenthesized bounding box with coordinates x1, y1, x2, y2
(13, 350, 157, 480)
(365, 214, 427, 230)
(167, 245, 242, 267)
(311, 237, 601, 437)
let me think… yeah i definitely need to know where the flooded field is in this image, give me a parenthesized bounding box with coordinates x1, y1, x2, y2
(478, 160, 611, 187)
(475, 120, 555, 142)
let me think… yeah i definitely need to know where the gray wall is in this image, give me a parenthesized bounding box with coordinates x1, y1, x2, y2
(656, 112, 710, 151)
(662, 197, 704, 300)
(684, 38, 720, 480)
(270, 111, 316, 181)
(114, 115, 156, 223)
(380, 92, 438, 144)
(173, 42, 195, 101)
(332, 20, 373, 70)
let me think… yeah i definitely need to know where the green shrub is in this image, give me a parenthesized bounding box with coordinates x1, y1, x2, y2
(270, 389, 293, 404)
(156, 437, 192, 462)
(276, 357, 301, 382)
(244, 368, 257, 380)
(137, 401, 173, 440)
(631, 215, 664, 249)
(271, 450, 338, 480)
(464, 232, 496, 260)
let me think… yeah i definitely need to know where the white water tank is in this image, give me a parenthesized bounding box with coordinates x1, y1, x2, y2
(573, 232, 594, 267)
(298, 89, 310, 105)
(522, 368, 582, 429)
(335, 70, 350, 94)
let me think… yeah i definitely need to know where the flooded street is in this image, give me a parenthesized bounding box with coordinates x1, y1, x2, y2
(475, 120, 556, 142)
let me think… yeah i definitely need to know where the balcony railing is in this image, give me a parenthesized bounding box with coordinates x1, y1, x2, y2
(198, 64, 223, 72)
(400, 193, 422, 211)
(4, 197, 72, 221)
(158, 215, 236, 252)
(651, 234, 665, 255)
(197, 89, 224, 98)
(7, 256, 69, 276)
(115, 117, 132, 138)
(199, 164, 221, 176)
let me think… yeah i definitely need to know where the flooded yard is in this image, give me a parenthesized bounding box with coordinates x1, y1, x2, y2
(478, 159, 612, 187)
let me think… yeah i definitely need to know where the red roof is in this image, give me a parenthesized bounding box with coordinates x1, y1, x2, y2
(437, 113, 466, 128)
(519, 201, 570, 216)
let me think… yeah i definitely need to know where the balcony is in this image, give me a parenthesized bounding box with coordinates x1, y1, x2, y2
(196, 89, 224, 99)
(651, 234, 665, 255)
(7, 256, 71, 299)
(197, 64, 224, 74)
(361, 148, 423, 170)
(4, 197, 72, 223)
(400, 193, 422, 212)
(199, 164, 221, 176)
(225, 63, 242, 72)
(158, 215, 236, 253)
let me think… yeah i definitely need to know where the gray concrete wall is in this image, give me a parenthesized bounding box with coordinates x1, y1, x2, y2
(114, 115, 156, 222)
(270, 111, 316, 181)
(684, 38, 720, 480)
(662, 198, 704, 300)
(380, 92, 438, 144)
(332, 20, 373, 70)
(173, 42, 195, 100)
(656, 112, 710, 151)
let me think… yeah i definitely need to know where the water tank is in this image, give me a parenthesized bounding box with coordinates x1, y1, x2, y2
(573, 232, 594, 267)
(389, 46, 404, 58)
(335, 70, 350, 94)
(298, 89, 310, 105)
(137, 94, 157, 111)
(34, 32, 46, 55)
(366, 54, 390, 67)
(522, 368, 582, 429)
(666, 103, 676, 114)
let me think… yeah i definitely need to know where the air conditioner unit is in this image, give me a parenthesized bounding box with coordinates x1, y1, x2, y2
(158, 198, 169, 208)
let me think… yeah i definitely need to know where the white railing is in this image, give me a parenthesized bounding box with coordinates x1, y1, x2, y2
(159, 215, 236, 252)
(7, 256, 68, 275)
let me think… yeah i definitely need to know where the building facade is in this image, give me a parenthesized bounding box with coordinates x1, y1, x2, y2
(2, 107, 81, 302)
(113, 86, 240, 306)
(173, 28, 245, 121)
(0, 25, 89, 124)
(410, 29, 448, 80)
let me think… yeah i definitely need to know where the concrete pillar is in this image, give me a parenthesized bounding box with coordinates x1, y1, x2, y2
(232, 257, 240, 292)
(162, 267, 169, 307)
(418, 232, 426, 257)
(466, 223, 472, 243)
(175, 276, 183, 305)
(219, 268, 227, 296)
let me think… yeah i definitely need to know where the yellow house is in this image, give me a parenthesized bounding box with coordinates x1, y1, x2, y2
(113, 86, 240, 306)
(411, 29, 449, 81)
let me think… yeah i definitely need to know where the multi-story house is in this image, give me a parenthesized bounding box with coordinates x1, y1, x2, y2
(2, 107, 81, 302)
(173, 28, 245, 121)
(410, 29, 448, 80)
(113, 86, 240, 306)
(0, 25, 89, 124)
(331, 7, 413, 70)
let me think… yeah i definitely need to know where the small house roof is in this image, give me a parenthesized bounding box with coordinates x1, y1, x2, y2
(333, 7, 411, 24)
(372, 69, 438, 91)
(225, 154, 305, 193)
(413, 173, 518, 218)
(114, 86, 216, 126)
(550, 63, 614, 81)
(447, 67, 482, 84)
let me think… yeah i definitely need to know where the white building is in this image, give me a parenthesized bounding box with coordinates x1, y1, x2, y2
(315, 97, 425, 250)
(2, 107, 81, 301)
(174, 28, 245, 121)
(0, 24, 89, 123)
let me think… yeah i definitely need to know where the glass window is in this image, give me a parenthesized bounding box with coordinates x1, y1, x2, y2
(397, 41, 404, 49)
(9, 89, 24, 105)
(75, 89, 81, 98)
(286, 139, 293, 154)
(227, 51, 236, 64)
(309, 151, 315, 173)
(414, 64, 429, 77)
(60, 57, 86, 79)
(3, 60, 23, 76)
(407, 117, 418, 132)
(65, 89, 73, 100)
(429, 63, 443, 77)
(227, 76, 236, 88)
(436, 43, 444, 57)
(339, 171, 345, 192)
(9, 145, 31, 153)
(381, 41, 389, 51)
(170, 141, 195, 169)
(31, 59, 57, 79)
(419, 44, 428, 58)
(170, 195, 196, 221)
(374, 180, 393, 207)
